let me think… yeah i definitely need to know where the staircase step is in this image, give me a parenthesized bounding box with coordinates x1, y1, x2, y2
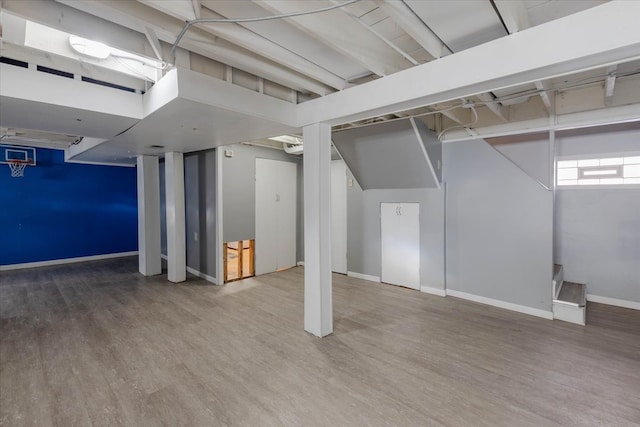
(556, 281, 586, 307)
(553, 281, 586, 325)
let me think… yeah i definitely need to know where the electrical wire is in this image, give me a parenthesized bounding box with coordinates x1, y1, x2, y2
(167, 0, 362, 65)
(438, 105, 479, 141)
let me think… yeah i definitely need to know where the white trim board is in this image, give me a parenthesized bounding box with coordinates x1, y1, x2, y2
(587, 294, 640, 311)
(420, 286, 446, 297)
(347, 271, 380, 283)
(446, 289, 554, 320)
(186, 266, 218, 285)
(162, 254, 218, 285)
(0, 251, 138, 271)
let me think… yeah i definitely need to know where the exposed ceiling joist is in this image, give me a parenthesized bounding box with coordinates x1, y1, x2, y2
(435, 106, 469, 126)
(374, 0, 450, 59)
(535, 80, 554, 115)
(604, 65, 617, 107)
(476, 92, 508, 122)
(192, 0, 201, 19)
(257, 0, 412, 77)
(143, 26, 164, 60)
(493, 0, 530, 34)
(331, 0, 418, 66)
(493, 0, 555, 117)
(56, 0, 333, 95)
(164, 3, 350, 90)
(296, 1, 640, 126)
(138, 0, 197, 21)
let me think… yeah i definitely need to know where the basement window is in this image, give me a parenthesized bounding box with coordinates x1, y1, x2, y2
(557, 155, 640, 186)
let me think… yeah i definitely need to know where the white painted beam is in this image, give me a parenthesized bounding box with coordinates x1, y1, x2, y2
(180, 6, 349, 90)
(493, 0, 555, 117)
(493, 0, 530, 34)
(303, 122, 333, 337)
(374, 0, 451, 59)
(604, 65, 617, 107)
(137, 155, 162, 276)
(56, 0, 333, 95)
(165, 152, 187, 283)
(441, 103, 640, 143)
(435, 106, 469, 126)
(143, 26, 164, 60)
(192, 0, 201, 19)
(138, 0, 198, 21)
(296, 1, 640, 126)
(258, 0, 412, 77)
(535, 80, 555, 115)
(476, 93, 508, 122)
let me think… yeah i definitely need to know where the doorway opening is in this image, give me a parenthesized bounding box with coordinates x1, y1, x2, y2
(223, 240, 255, 283)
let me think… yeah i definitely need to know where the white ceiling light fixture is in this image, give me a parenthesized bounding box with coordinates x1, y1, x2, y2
(69, 35, 111, 59)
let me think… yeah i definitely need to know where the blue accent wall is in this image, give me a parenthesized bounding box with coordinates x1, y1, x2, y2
(0, 148, 137, 265)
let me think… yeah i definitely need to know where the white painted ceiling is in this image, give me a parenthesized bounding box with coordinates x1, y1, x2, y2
(1, 0, 638, 161)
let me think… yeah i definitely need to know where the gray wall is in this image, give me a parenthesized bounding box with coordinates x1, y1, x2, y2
(444, 139, 553, 312)
(554, 126, 640, 303)
(346, 169, 446, 291)
(494, 139, 550, 187)
(333, 118, 441, 190)
(222, 143, 304, 262)
(159, 150, 217, 278)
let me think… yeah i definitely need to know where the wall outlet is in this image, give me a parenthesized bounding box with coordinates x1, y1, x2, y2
(224, 149, 234, 158)
(348, 178, 354, 187)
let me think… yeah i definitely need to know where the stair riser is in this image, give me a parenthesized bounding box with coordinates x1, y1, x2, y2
(553, 302, 585, 326)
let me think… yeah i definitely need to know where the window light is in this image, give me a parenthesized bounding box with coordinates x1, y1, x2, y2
(69, 35, 111, 59)
(582, 169, 618, 176)
(557, 155, 640, 186)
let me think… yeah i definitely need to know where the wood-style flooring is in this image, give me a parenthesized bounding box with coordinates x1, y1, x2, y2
(1, 256, 639, 426)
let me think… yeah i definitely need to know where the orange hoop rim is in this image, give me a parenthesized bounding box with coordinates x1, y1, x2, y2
(7, 158, 34, 164)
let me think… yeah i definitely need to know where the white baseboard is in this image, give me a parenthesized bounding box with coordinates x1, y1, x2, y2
(587, 294, 640, 311)
(446, 289, 554, 320)
(347, 271, 380, 283)
(420, 286, 446, 297)
(297, 261, 305, 266)
(0, 251, 138, 271)
(162, 254, 218, 284)
(186, 266, 218, 285)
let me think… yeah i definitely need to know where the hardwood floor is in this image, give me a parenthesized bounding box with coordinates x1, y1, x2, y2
(1, 256, 639, 426)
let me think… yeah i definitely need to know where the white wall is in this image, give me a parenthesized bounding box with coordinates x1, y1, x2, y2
(554, 125, 640, 304)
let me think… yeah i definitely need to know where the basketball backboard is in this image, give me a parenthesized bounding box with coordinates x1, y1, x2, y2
(0, 144, 37, 166)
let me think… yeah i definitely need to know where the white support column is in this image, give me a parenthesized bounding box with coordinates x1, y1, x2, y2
(303, 123, 333, 337)
(165, 152, 186, 283)
(137, 155, 161, 276)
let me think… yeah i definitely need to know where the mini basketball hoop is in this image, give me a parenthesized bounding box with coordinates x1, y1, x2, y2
(7, 159, 33, 177)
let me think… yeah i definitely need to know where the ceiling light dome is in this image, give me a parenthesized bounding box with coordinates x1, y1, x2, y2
(69, 35, 111, 59)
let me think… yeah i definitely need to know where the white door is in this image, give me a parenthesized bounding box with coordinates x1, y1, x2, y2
(255, 158, 297, 275)
(331, 160, 347, 274)
(381, 203, 420, 290)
